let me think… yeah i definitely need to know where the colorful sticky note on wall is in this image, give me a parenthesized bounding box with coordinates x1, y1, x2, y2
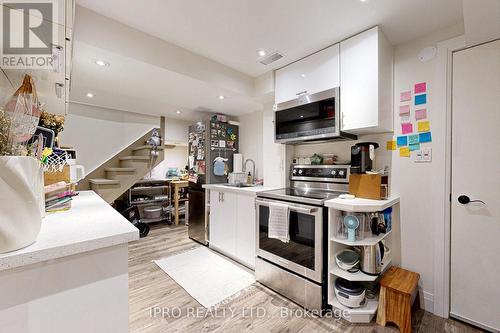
(414, 82, 427, 94)
(401, 123, 413, 134)
(397, 136, 408, 146)
(399, 105, 410, 115)
(408, 134, 419, 145)
(419, 131, 432, 143)
(418, 120, 430, 132)
(386, 140, 396, 150)
(415, 94, 427, 105)
(400, 91, 411, 102)
(409, 143, 420, 151)
(415, 108, 427, 120)
(399, 147, 410, 157)
(400, 115, 411, 124)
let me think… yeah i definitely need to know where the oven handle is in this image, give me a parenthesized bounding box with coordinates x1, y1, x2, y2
(255, 199, 317, 214)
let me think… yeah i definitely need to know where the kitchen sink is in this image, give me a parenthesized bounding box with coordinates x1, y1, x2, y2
(222, 183, 255, 188)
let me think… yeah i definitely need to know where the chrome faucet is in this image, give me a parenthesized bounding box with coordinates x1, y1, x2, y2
(244, 158, 255, 184)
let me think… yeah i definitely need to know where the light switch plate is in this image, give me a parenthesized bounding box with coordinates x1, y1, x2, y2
(423, 148, 432, 162)
(415, 148, 432, 163)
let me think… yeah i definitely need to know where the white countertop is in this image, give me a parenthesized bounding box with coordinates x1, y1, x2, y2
(324, 195, 400, 212)
(202, 184, 277, 196)
(0, 191, 139, 272)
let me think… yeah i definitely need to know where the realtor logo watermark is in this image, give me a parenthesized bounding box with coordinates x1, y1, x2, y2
(1, 0, 57, 69)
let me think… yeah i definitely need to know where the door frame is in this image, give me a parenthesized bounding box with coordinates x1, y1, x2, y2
(432, 35, 465, 318)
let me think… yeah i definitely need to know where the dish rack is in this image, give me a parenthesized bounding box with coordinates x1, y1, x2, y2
(327, 198, 399, 323)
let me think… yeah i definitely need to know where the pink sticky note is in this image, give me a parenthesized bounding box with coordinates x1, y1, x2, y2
(415, 108, 427, 120)
(401, 123, 413, 134)
(415, 82, 426, 94)
(399, 105, 410, 115)
(400, 91, 411, 102)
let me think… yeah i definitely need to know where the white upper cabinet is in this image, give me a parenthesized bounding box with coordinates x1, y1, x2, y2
(275, 44, 340, 104)
(340, 27, 393, 133)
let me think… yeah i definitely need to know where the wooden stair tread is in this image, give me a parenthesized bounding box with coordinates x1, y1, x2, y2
(105, 167, 136, 172)
(89, 178, 120, 185)
(119, 156, 150, 161)
(132, 145, 165, 151)
(380, 266, 420, 295)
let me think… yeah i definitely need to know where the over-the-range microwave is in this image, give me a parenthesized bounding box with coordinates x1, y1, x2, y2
(273, 87, 357, 143)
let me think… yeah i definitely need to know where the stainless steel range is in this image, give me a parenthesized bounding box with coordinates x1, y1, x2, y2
(255, 164, 349, 311)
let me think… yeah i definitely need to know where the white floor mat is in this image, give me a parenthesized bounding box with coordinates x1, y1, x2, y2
(154, 246, 255, 308)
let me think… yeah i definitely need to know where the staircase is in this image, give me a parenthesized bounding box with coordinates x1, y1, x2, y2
(78, 128, 168, 203)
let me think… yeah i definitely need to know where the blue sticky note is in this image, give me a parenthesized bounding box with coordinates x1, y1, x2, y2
(415, 94, 427, 105)
(409, 143, 420, 151)
(419, 132, 432, 143)
(397, 136, 408, 146)
(408, 134, 419, 145)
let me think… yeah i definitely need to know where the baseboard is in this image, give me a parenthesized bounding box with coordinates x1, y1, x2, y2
(422, 290, 434, 312)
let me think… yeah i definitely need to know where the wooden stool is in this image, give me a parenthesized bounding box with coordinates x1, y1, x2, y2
(376, 266, 420, 333)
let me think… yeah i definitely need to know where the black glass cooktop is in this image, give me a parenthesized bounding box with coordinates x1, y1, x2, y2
(258, 188, 346, 205)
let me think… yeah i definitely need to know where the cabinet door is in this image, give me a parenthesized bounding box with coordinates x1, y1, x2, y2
(340, 27, 379, 131)
(275, 44, 339, 104)
(236, 194, 256, 268)
(209, 191, 237, 257)
(209, 190, 224, 249)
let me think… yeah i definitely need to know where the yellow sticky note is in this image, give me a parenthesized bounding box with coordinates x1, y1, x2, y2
(399, 147, 410, 157)
(418, 121, 430, 132)
(386, 140, 396, 150)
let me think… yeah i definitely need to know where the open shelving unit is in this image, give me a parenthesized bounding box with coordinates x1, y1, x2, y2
(326, 197, 399, 323)
(127, 179, 172, 224)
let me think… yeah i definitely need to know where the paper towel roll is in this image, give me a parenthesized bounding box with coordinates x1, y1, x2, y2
(233, 154, 243, 173)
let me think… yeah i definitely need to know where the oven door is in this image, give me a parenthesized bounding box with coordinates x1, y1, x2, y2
(256, 198, 323, 283)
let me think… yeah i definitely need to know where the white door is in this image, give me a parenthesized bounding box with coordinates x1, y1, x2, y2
(450, 40, 500, 332)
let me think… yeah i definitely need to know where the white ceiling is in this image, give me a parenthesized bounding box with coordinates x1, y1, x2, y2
(70, 41, 262, 120)
(76, 0, 463, 77)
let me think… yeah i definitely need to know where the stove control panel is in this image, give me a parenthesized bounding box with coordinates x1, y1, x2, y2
(291, 165, 350, 183)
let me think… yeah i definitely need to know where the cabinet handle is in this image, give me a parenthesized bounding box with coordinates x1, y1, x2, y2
(221, 192, 224, 202)
(296, 90, 308, 96)
(218, 192, 221, 202)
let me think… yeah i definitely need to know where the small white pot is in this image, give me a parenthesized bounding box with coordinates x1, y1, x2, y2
(0, 156, 44, 253)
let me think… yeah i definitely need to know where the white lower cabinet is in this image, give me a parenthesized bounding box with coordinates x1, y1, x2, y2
(209, 190, 256, 269)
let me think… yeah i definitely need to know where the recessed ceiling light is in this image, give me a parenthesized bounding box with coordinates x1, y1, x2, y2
(300, 115, 304, 118)
(218, 95, 225, 100)
(257, 49, 267, 57)
(94, 59, 110, 67)
(86, 92, 94, 98)
(300, 73, 306, 78)
(176, 110, 182, 114)
(360, 0, 368, 2)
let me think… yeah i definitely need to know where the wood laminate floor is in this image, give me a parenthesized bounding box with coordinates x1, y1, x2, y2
(129, 224, 481, 333)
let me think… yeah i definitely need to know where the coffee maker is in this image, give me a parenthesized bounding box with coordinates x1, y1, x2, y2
(350, 142, 379, 174)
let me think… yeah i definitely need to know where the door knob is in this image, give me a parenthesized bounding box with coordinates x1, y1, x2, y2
(458, 195, 485, 205)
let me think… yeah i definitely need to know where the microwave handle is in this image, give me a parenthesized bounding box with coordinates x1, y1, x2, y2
(255, 199, 317, 214)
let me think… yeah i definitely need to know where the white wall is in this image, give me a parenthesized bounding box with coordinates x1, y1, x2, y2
(61, 103, 190, 176)
(237, 110, 263, 179)
(147, 117, 190, 179)
(60, 103, 158, 173)
(390, 23, 464, 312)
(262, 103, 288, 188)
